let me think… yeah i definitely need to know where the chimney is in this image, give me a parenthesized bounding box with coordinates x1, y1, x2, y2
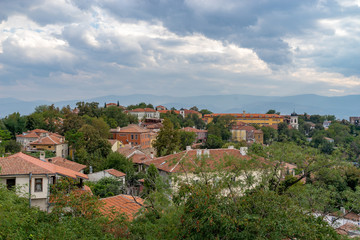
(228, 145, 234, 149)
(240, 147, 248, 156)
(203, 149, 210, 156)
(340, 207, 346, 215)
(39, 151, 46, 161)
(196, 149, 202, 157)
(89, 166, 93, 174)
(150, 152, 154, 159)
(186, 146, 192, 151)
(116, 126, 121, 132)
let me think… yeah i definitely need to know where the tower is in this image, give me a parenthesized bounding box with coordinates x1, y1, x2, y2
(290, 112, 299, 130)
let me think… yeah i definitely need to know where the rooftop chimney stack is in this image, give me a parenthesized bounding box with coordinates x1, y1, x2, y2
(240, 147, 248, 156)
(89, 166, 93, 174)
(228, 145, 234, 149)
(186, 146, 192, 151)
(203, 149, 210, 156)
(196, 149, 202, 157)
(39, 151, 46, 161)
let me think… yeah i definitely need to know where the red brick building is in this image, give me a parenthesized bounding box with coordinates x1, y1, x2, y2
(110, 125, 151, 149)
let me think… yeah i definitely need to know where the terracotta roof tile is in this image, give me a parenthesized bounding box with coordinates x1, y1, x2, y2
(101, 194, 144, 220)
(131, 153, 151, 164)
(118, 124, 150, 133)
(182, 127, 208, 133)
(105, 169, 126, 177)
(46, 157, 86, 172)
(0, 152, 88, 179)
(30, 135, 62, 145)
(204, 113, 284, 119)
(129, 108, 156, 112)
(142, 149, 263, 173)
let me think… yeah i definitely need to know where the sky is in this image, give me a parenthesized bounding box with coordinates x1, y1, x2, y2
(0, 0, 360, 101)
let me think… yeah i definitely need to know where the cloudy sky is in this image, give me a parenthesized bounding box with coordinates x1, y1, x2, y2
(0, 0, 360, 101)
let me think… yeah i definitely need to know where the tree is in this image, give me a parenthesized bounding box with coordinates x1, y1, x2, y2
(143, 164, 161, 196)
(199, 109, 213, 116)
(261, 126, 278, 144)
(205, 134, 223, 149)
(88, 177, 125, 198)
(2, 112, 26, 137)
(189, 106, 199, 111)
(153, 119, 180, 157)
(3, 140, 21, 153)
(179, 131, 196, 150)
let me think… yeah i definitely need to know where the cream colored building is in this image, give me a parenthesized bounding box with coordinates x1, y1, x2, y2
(0, 152, 88, 211)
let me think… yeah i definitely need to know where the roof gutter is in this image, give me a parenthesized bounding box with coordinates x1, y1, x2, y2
(29, 172, 32, 208)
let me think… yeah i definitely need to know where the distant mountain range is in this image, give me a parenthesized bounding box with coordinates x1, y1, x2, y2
(0, 94, 358, 120)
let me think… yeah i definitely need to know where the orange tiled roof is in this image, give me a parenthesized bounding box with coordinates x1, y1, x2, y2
(30, 135, 62, 145)
(131, 153, 151, 164)
(182, 127, 208, 133)
(101, 194, 144, 220)
(142, 149, 260, 173)
(117, 146, 137, 158)
(232, 125, 257, 131)
(119, 124, 150, 133)
(105, 169, 126, 178)
(0, 152, 88, 179)
(46, 157, 86, 172)
(204, 113, 284, 119)
(129, 108, 156, 112)
(16, 132, 39, 138)
(108, 139, 119, 146)
(158, 110, 181, 114)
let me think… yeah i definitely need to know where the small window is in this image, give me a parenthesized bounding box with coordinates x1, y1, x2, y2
(35, 178, 43, 192)
(48, 146, 51, 148)
(135, 135, 138, 139)
(131, 135, 134, 140)
(6, 179, 16, 190)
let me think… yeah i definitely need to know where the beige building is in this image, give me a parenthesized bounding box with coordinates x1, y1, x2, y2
(0, 152, 88, 211)
(16, 129, 68, 158)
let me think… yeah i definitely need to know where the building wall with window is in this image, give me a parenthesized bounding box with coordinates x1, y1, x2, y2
(0, 174, 50, 210)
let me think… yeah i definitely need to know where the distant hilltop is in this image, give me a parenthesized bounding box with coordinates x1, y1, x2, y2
(0, 94, 359, 120)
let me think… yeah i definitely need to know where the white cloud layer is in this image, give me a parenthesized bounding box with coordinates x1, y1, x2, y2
(0, 0, 360, 101)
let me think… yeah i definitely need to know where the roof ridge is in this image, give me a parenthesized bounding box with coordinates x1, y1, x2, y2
(170, 151, 188, 173)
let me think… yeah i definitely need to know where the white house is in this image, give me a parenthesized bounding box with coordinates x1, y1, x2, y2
(87, 169, 126, 185)
(0, 152, 88, 211)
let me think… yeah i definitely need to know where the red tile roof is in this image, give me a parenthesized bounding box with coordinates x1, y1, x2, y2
(142, 149, 262, 173)
(336, 223, 359, 235)
(231, 125, 257, 131)
(105, 169, 126, 178)
(204, 113, 284, 119)
(131, 153, 151, 164)
(129, 108, 156, 112)
(117, 146, 137, 158)
(118, 124, 150, 133)
(16, 132, 39, 138)
(182, 127, 208, 133)
(46, 157, 86, 172)
(30, 135, 62, 145)
(108, 139, 119, 146)
(0, 152, 88, 179)
(101, 194, 144, 220)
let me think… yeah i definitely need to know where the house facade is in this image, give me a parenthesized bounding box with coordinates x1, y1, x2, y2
(127, 108, 160, 120)
(110, 125, 151, 149)
(204, 111, 284, 126)
(16, 129, 68, 158)
(182, 127, 208, 143)
(0, 152, 88, 211)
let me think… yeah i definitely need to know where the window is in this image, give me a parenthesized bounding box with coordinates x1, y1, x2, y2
(131, 135, 134, 140)
(6, 178, 15, 190)
(135, 135, 138, 140)
(48, 146, 51, 148)
(35, 178, 43, 192)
